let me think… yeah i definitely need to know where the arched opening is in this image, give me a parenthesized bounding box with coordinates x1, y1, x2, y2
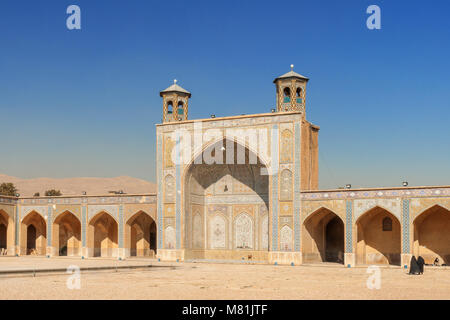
(184, 138, 269, 260)
(88, 212, 118, 257)
(0, 210, 9, 254)
(413, 205, 450, 265)
(283, 87, 291, 103)
(53, 211, 81, 256)
(177, 101, 184, 120)
(356, 207, 401, 265)
(126, 211, 157, 257)
(296, 87, 302, 97)
(167, 101, 173, 113)
(0, 224, 6, 252)
(27, 225, 36, 252)
(21, 211, 47, 255)
(325, 216, 344, 262)
(302, 208, 344, 264)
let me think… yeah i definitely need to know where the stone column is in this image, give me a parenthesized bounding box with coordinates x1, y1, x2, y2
(118, 204, 126, 259)
(13, 205, 19, 256)
(46, 205, 54, 257)
(344, 200, 355, 267)
(270, 124, 279, 253)
(81, 204, 89, 258)
(156, 133, 164, 255)
(401, 199, 412, 269)
(291, 122, 302, 265)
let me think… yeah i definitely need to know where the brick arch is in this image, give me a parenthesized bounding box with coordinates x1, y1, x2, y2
(353, 199, 401, 222)
(0, 209, 14, 255)
(355, 205, 401, 225)
(413, 204, 450, 265)
(52, 210, 81, 256)
(410, 199, 450, 220)
(21, 211, 47, 256)
(88, 210, 118, 225)
(87, 211, 118, 257)
(21, 207, 46, 222)
(413, 203, 450, 223)
(182, 135, 272, 180)
(355, 206, 401, 266)
(302, 207, 344, 264)
(303, 205, 345, 222)
(52, 208, 81, 223)
(125, 210, 156, 257)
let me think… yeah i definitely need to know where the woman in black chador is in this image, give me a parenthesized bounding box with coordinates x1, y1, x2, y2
(417, 256, 425, 274)
(409, 256, 421, 275)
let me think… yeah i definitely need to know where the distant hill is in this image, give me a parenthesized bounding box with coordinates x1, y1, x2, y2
(0, 174, 156, 197)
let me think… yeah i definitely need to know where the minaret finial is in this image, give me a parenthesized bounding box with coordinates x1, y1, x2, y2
(174, 79, 177, 84)
(290, 64, 294, 71)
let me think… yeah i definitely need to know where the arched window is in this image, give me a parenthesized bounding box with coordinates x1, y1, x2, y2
(177, 101, 184, 120)
(382, 217, 392, 231)
(283, 87, 291, 103)
(167, 101, 173, 115)
(296, 87, 303, 104)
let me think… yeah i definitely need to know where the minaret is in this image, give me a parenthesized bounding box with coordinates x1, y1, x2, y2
(160, 80, 191, 123)
(273, 65, 309, 115)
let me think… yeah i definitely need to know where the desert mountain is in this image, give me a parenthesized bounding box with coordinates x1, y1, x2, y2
(0, 174, 156, 197)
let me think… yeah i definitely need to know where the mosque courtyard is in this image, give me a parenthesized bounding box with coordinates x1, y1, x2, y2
(0, 257, 449, 300)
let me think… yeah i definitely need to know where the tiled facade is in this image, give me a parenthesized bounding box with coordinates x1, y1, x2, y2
(1, 69, 448, 268)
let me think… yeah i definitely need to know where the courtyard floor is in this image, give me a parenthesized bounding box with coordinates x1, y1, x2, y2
(0, 257, 449, 299)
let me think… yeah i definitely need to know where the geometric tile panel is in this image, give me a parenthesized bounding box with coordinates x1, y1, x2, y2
(271, 124, 279, 251)
(47, 206, 52, 246)
(345, 201, 353, 253)
(157, 134, 163, 249)
(82, 206, 87, 247)
(293, 122, 301, 251)
(402, 199, 410, 254)
(87, 205, 119, 222)
(354, 198, 401, 221)
(20, 206, 47, 221)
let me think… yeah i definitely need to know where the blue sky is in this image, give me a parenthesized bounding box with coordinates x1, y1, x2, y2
(0, 0, 449, 189)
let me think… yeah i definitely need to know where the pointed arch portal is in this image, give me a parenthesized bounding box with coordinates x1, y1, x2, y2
(414, 205, 450, 265)
(53, 211, 81, 256)
(0, 210, 11, 254)
(88, 212, 118, 257)
(302, 208, 344, 264)
(21, 211, 47, 256)
(125, 211, 157, 257)
(183, 138, 269, 257)
(356, 207, 401, 265)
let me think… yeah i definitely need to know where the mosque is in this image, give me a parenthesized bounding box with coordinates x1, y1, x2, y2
(0, 67, 449, 268)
